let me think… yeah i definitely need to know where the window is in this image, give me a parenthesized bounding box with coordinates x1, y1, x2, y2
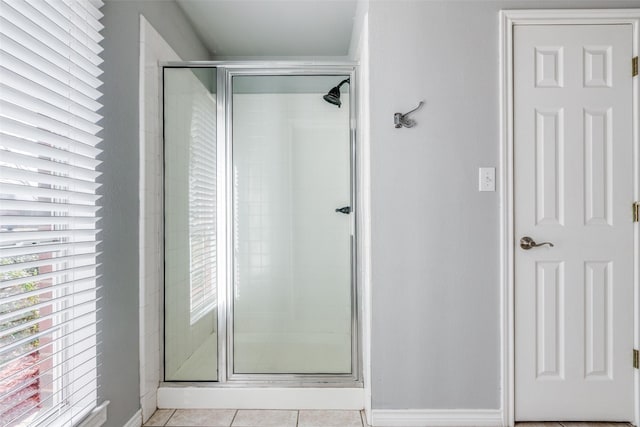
(0, 0, 104, 425)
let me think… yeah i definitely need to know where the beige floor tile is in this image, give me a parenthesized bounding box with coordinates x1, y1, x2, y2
(298, 410, 362, 427)
(166, 409, 237, 427)
(516, 424, 631, 427)
(231, 410, 298, 427)
(145, 409, 175, 426)
(559, 424, 632, 427)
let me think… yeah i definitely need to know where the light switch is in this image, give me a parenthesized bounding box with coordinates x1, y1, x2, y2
(479, 167, 495, 192)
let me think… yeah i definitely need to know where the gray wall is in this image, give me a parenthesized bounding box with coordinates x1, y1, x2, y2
(368, 0, 640, 410)
(99, 2, 209, 426)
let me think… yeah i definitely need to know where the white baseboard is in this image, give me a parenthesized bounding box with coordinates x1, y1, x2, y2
(123, 409, 143, 427)
(371, 409, 503, 427)
(141, 391, 158, 424)
(157, 387, 364, 410)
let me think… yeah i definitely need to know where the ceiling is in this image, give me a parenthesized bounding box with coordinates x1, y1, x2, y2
(176, 0, 359, 57)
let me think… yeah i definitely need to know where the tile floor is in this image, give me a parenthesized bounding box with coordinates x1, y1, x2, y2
(144, 410, 635, 427)
(517, 424, 633, 427)
(144, 409, 365, 427)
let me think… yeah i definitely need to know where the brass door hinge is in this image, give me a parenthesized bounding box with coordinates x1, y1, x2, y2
(634, 202, 640, 223)
(634, 57, 639, 77)
(634, 349, 639, 369)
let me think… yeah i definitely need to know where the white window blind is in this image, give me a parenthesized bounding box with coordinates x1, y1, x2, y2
(188, 89, 216, 324)
(0, 0, 103, 425)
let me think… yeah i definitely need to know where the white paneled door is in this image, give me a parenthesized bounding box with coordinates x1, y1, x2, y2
(514, 24, 634, 420)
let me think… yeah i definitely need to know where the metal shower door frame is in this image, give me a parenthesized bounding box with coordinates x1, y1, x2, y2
(162, 62, 361, 387)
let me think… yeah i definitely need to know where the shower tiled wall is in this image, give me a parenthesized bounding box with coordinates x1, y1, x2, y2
(232, 93, 353, 373)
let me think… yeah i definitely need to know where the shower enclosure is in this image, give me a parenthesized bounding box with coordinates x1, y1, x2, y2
(162, 64, 359, 386)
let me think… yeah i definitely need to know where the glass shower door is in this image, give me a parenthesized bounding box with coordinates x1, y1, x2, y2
(164, 67, 218, 381)
(231, 75, 353, 375)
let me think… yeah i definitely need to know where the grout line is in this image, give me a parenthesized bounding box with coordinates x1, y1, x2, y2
(229, 409, 239, 427)
(296, 409, 300, 427)
(359, 409, 366, 427)
(163, 408, 176, 426)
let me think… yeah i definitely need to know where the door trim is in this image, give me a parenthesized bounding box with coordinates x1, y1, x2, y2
(499, 9, 640, 427)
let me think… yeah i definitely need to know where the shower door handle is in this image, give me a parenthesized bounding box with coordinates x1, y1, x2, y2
(335, 206, 351, 214)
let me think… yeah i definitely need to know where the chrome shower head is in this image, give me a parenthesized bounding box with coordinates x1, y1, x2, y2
(323, 78, 350, 107)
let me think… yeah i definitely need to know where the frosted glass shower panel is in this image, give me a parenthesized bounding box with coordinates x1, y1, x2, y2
(232, 75, 353, 374)
(164, 68, 218, 381)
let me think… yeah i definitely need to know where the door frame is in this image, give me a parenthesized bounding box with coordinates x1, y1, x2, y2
(158, 63, 364, 391)
(499, 9, 640, 427)
(221, 66, 361, 385)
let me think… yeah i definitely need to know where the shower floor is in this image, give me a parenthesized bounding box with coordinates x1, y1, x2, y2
(173, 333, 217, 380)
(234, 332, 351, 374)
(170, 332, 351, 378)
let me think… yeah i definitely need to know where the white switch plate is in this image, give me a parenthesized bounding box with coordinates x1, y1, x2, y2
(479, 167, 495, 192)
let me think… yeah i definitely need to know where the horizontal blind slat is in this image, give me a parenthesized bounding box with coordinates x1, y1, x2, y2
(77, 0, 103, 21)
(0, 199, 100, 216)
(0, 295, 96, 338)
(3, 365, 98, 426)
(0, 15, 102, 89)
(0, 275, 98, 306)
(0, 334, 96, 396)
(0, 35, 102, 100)
(0, 345, 98, 408)
(0, 334, 97, 392)
(0, 252, 97, 275)
(88, 0, 103, 10)
(22, 0, 103, 53)
(0, 67, 102, 123)
(0, 2, 101, 78)
(0, 241, 98, 259)
(0, 183, 100, 205)
(0, 80, 101, 137)
(4, 0, 103, 66)
(64, 0, 103, 32)
(0, 149, 100, 181)
(0, 99, 101, 147)
(0, 116, 101, 154)
(0, 316, 99, 371)
(0, 308, 96, 357)
(0, 229, 99, 247)
(0, 128, 101, 165)
(0, 83, 101, 136)
(0, 53, 101, 112)
(0, 264, 97, 292)
(0, 166, 100, 194)
(42, 0, 103, 46)
(0, 215, 98, 228)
